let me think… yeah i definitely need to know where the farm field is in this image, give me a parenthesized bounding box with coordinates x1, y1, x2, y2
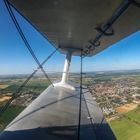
(0, 84, 9, 89)
(0, 106, 25, 131)
(0, 78, 50, 94)
(0, 95, 11, 102)
(0, 77, 50, 131)
(116, 103, 138, 113)
(109, 106, 140, 140)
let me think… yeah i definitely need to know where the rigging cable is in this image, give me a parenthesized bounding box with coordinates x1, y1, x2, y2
(8, 1, 56, 50)
(4, 0, 54, 87)
(0, 47, 59, 116)
(77, 49, 83, 140)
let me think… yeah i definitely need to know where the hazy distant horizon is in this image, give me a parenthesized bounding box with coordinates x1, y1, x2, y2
(0, 1, 140, 76)
(1, 68, 140, 76)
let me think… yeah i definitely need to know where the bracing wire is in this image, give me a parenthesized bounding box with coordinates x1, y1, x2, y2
(0, 0, 60, 116)
(0, 47, 59, 116)
(8, 1, 56, 50)
(4, 0, 54, 86)
(77, 49, 83, 140)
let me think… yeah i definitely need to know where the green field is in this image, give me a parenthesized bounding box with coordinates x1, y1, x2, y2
(0, 106, 25, 131)
(0, 79, 50, 94)
(0, 78, 50, 131)
(109, 106, 140, 140)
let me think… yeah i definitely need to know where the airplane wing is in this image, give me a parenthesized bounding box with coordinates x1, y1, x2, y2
(0, 0, 140, 140)
(0, 84, 116, 140)
(8, 0, 140, 56)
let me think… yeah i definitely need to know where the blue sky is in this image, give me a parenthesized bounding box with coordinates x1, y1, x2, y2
(0, 1, 140, 75)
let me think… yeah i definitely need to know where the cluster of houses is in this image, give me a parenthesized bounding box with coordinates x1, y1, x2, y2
(88, 78, 140, 116)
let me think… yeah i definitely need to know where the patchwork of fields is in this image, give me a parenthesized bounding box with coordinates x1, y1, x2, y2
(0, 78, 50, 131)
(0, 72, 140, 139)
(109, 106, 140, 140)
(0, 78, 50, 94)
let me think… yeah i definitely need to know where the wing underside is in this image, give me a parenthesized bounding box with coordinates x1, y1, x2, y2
(8, 0, 140, 56)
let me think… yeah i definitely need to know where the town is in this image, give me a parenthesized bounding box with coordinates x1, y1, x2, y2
(86, 71, 140, 120)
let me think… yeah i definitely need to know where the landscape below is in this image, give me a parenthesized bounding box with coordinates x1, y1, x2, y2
(0, 70, 140, 140)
